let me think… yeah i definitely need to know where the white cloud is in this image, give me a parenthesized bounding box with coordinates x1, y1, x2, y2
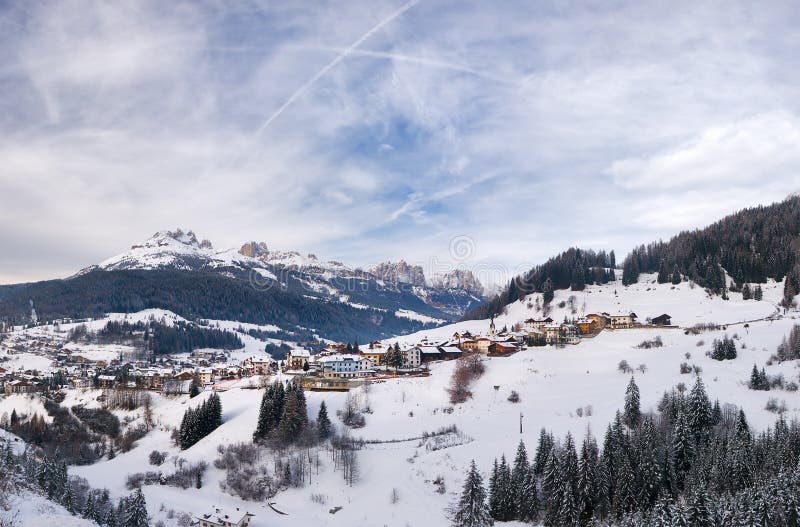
(609, 111, 800, 190)
(2, 0, 800, 284)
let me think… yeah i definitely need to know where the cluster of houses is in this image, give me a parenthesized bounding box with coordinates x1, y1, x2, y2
(0, 310, 673, 395)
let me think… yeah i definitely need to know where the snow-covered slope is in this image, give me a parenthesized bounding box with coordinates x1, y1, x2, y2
(68, 229, 486, 325)
(0, 277, 780, 527)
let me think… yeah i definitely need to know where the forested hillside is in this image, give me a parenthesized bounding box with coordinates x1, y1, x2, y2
(0, 269, 435, 342)
(463, 248, 616, 320)
(464, 197, 800, 321)
(620, 196, 800, 304)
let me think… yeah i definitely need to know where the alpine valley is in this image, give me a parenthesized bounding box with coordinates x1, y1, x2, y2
(0, 229, 486, 342)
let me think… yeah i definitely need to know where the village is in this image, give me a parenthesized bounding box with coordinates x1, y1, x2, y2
(0, 311, 674, 397)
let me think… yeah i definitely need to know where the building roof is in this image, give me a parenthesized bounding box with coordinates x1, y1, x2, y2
(317, 354, 367, 363)
(196, 507, 253, 525)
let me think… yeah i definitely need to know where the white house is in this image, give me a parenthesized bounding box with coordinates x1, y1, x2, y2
(317, 354, 373, 378)
(195, 507, 254, 527)
(401, 347, 421, 368)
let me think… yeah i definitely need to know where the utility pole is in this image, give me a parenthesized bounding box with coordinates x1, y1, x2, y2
(520, 412, 523, 434)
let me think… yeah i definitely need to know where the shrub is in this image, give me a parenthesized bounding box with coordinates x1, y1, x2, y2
(636, 336, 663, 349)
(117, 425, 148, 453)
(447, 353, 486, 404)
(149, 450, 167, 466)
(711, 336, 737, 361)
(618, 360, 633, 374)
(765, 398, 787, 414)
(507, 391, 520, 403)
(71, 406, 121, 438)
(679, 362, 692, 374)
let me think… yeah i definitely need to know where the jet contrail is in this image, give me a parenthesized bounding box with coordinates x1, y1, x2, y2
(312, 46, 513, 85)
(221, 0, 421, 171)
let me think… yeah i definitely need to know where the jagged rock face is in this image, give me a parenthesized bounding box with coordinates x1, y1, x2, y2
(430, 269, 484, 296)
(370, 260, 427, 287)
(239, 241, 269, 258)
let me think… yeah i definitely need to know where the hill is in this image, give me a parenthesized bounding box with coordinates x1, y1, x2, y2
(0, 230, 486, 342)
(464, 196, 800, 321)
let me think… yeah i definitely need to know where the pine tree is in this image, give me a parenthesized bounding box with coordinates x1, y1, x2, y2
(671, 264, 682, 285)
(254, 382, 284, 441)
(451, 460, 493, 527)
(754, 284, 763, 301)
(495, 455, 514, 521)
(488, 459, 500, 519)
(510, 440, 529, 519)
(317, 400, 332, 441)
(577, 430, 599, 524)
(518, 467, 538, 523)
(687, 377, 712, 443)
(533, 428, 554, 475)
(623, 377, 641, 428)
(277, 381, 309, 445)
(83, 494, 96, 520)
(742, 283, 753, 300)
(672, 408, 693, 491)
(123, 489, 148, 527)
(686, 489, 713, 527)
(542, 450, 562, 526)
(658, 260, 670, 284)
(61, 483, 75, 515)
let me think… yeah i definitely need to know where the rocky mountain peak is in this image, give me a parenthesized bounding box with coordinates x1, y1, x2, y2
(369, 260, 427, 287)
(430, 269, 484, 296)
(239, 241, 269, 258)
(134, 228, 213, 250)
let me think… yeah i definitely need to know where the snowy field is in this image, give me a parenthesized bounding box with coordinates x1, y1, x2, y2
(2, 277, 800, 526)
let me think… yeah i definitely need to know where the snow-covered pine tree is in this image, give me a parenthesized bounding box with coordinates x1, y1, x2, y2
(451, 460, 493, 527)
(123, 489, 148, 527)
(634, 416, 661, 507)
(61, 483, 75, 515)
(672, 407, 694, 491)
(533, 428, 554, 476)
(687, 377, 712, 443)
(623, 377, 641, 428)
(658, 259, 670, 284)
(83, 494, 96, 520)
(518, 466, 538, 523)
(488, 459, 499, 519)
(317, 400, 332, 441)
(496, 455, 514, 521)
(510, 440, 529, 519)
(542, 450, 562, 526)
(686, 488, 713, 527)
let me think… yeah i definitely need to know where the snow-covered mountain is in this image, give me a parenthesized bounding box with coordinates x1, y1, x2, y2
(0, 229, 487, 341)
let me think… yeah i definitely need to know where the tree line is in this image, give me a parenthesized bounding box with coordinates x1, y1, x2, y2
(463, 248, 616, 320)
(620, 196, 800, 304)
(178, 393, 222, 450)
(0, 441, 151, 527)
(451, 375, 800, 526)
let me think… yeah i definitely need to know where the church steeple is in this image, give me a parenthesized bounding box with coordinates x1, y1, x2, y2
(489, 315, 496, 336)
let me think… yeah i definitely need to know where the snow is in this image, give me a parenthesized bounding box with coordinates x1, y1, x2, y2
(6, 491, 98, 527)
(395, 309, 446, 325)
(3, 275, 800, 526)
(0, 394, 53, 423)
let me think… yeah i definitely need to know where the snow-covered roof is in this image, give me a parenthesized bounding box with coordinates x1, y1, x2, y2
(316, 354, 367, 363)
(195, 506, 253, 525)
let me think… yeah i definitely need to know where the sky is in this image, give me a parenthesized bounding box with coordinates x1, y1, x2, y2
(1, 0, 800, 286)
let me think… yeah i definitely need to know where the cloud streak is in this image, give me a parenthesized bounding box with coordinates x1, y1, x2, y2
(1, 0, 800, 285)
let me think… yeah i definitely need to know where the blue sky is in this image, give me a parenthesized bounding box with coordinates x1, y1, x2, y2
(1, 0, 800, 285)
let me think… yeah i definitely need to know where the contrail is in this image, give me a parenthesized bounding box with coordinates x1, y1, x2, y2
(221, 0, 421, 171)
(312, 46, 512, 85)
